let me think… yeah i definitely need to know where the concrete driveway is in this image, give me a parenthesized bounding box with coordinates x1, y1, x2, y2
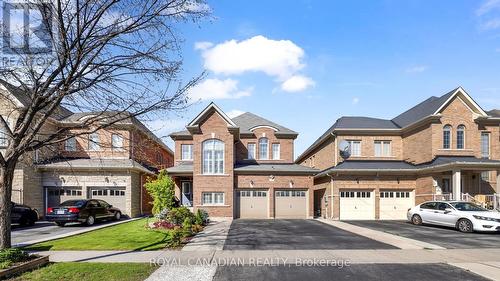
(12, 219, 128, 246)
(345, 220, 500, 249)
(213, 263, 488, 281)
(223, 219, 396, 250)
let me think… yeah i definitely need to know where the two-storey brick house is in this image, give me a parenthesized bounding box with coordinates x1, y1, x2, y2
(167, 103, 317, 219)
(296, 87, 500, 220)
(1, 85, 173, 218)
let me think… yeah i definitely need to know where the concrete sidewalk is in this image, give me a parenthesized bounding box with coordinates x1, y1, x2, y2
(182, 218, 232, 251)
(317, 219, 445, 250)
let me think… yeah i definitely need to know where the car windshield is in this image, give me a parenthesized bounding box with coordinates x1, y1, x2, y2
(450, 202, 488, 211)
(59, 200, 85, 207)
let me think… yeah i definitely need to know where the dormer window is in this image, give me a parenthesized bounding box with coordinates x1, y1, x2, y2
(443, 125, 452, 149)
(456, 125, 465, 149)
(258, 137, 269, 160)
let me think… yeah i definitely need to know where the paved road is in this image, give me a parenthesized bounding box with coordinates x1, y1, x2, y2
(345, 220, 500, 249)
(213, 263, 488, 281)
(223, 219, 396, 250)
(11, 220, 122, 245)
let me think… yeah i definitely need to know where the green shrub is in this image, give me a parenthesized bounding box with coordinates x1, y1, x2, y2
(168, 227, 184, 248)
(191, 224, 204, 233)
(144, 171, 176, 214)
(194, 210, 203, 225)
(182, 218, 193, 237)
(0, 248, 30, 269)
(167, 207, 195, 225)
(196, 209, 210, 225)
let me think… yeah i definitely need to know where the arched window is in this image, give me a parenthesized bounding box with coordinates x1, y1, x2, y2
(457, 125, 465, 149)
(202, 139, 224, 174)
(259, 137, 269, 160)
(443, 125, 452, 149)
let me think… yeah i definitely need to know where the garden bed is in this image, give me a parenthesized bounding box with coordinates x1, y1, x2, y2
(0, 249, 48, 280)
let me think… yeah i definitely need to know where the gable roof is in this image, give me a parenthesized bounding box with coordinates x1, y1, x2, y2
(296, 86, 489, 163)
(170, 103, 298, 139)
(232, 112, 297, 136)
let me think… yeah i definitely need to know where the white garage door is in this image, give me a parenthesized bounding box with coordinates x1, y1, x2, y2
(379, 190, 414, 220)
(89, 187, 126, 212)
(275, 190, 307, 219)
(339, 190, 375, 220)
(46, 187, 83, 210)
(236, 190, 268, 219)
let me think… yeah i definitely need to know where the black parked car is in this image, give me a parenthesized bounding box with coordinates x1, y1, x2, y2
(11, 202, 39, 226)
(46, 199, 122, 227)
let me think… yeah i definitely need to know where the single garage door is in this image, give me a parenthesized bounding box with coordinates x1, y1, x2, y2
(339, 190, 375, 220)
(379, 190, 414, 220)
(89, 187, 126, 212)
(275, 190, 307, 219)
(236, 190, 268, 219)
(46, 187, 83, 209)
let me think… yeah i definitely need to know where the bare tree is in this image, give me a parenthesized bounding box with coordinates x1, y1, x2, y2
(0, 0, 209, 249)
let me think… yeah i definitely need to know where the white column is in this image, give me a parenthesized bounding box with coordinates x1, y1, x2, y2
(452, 169, 461, 200)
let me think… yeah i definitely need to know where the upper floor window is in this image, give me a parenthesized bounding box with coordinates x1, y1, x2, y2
(65, 137, 76, 151)
(272, 143, 280, 160)
(88, 133, 100, 151)
(374, 141, 391, 157)
(202, 139, 224, 174)
(259, 137, 269, 160)
(456, 125, 465, 149)
(112, 134, 124, 151)
(181, 144, 193, 160)
(156, 152, 164, 164)
(481, 132, 490, 159)
(0, 127, 9, 148)
(247, 143, 256, 160)
(443, 125, 452, 149)
(347, 140, 361, 157)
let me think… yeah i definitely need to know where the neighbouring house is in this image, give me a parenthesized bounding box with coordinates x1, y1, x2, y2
(167, 103, 318, 219)
(296, 87, 500, 220)
(1, 85, 174, 218)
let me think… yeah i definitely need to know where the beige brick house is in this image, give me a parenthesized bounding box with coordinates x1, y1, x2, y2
(1, 85, 173, 218)
(296, 87, 500, 220)
(167, 103, 317, 219)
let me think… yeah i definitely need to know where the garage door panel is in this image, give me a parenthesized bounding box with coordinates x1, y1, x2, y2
(46, 187, 83, 215)
(89, 187, 126, 212)
(379, 190, 414, 220)
(275, 190, 307, 219)
(340, 190, 375, 220)
(237, 190, 268, 219)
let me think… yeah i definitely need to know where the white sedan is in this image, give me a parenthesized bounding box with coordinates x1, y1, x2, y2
(407, 201, 500, 233)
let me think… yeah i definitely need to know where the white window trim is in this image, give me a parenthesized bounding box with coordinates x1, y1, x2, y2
(65, 137, 77, 151)
(88, 133, 100, 151)
(456, 125, 465, 150)
(258, 137, 269, 160)
(181, 144, 193, 161)
(443, 125, 452, 149)
(201, 192, 225, 206)
(374, 140, 392, 157)
(348, 140, 362, 157)
(246, 143, 256, 160)
(111, 134, 124, 151)
(202, 139, 225, 175)
(272, 143, 280, 160)
(481, 132, 490, 159)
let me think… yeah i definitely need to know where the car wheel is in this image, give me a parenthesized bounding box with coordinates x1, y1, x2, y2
(19, 217, 27, 226)
(114, 212, 121, 221)
(411, 214, 423, 225)
(86, 215, 95, 226)
(56, 222, 66, 227)
(457, 219, 473, 233)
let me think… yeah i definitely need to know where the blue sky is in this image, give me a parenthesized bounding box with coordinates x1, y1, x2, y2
(155, 0, 500, 158)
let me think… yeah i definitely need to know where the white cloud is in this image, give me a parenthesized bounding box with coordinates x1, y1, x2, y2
(146, 118, 187, 138)
(476, 0, 500, 16)
(480, 18, 500, 30)
(194, 41, 213, 50)
(280, 75, 315, 92)
(226, 109, 245, 118)
(199, 35, 305, 78)
(188, 78, 252, 101)
(352, 97, 360, 105)
(405, 65, 428, 73)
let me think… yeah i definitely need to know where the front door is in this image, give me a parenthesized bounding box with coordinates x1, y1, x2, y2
(181, 182, 193, 207)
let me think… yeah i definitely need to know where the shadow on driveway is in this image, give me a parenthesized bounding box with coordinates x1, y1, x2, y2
(345, 220, 500, 249)
(223, 219, 397, 250)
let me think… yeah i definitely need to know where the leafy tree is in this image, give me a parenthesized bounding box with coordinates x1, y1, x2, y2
(144, 171, 176, 214)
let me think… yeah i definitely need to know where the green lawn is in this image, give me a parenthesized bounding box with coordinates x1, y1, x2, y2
(7, 262, 158, 281)
(25, 219, 172, 251)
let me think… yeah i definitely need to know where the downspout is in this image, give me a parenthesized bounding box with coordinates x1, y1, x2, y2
(140, 174, 143, 215)
(330, 132, 337, 219)
(326, 172, 334, 219)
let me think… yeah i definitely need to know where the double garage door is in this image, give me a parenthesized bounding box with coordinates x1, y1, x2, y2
(236, 189, 307, 219)
(339, 189, 414, 220)
(45, 186, 126, 214)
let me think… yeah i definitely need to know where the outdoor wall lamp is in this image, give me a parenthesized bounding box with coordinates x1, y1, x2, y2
(289, 180, 294, 188)
(250, 180, 254, 187)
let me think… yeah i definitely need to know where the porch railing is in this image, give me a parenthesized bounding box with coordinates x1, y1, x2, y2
(416, 193, 500, 211)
